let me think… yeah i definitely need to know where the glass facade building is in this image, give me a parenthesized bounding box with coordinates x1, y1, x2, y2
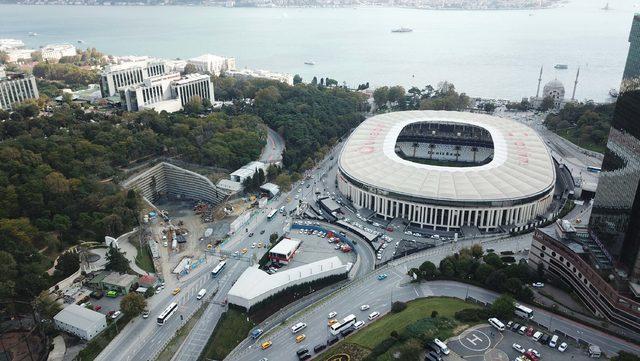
(589, 14, 640, 280)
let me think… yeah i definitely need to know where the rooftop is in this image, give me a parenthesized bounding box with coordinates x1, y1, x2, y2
(54, 304, 105, 328)
(269, 238, 300, 256)
(102, 272, 138, 287)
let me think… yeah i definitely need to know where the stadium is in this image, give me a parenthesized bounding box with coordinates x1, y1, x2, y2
(337, 110, 556, 232)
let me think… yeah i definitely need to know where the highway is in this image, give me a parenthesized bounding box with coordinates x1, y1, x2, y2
(226, 233, 640, 361)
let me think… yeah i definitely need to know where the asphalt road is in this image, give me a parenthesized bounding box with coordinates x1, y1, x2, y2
(226, 233, 640, 361)
(259, 127, 285, 164)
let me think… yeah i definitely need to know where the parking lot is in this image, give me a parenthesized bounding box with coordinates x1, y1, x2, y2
(288, 228, 356, 268)
(448, 324, 602, 361)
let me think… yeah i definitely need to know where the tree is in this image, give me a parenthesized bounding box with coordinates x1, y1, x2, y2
(419, 261, 439, 280)
(483, 253, 504, 269)
(439, 258, 455, 277)
(184, 95, 203, 114)
(54, 251, 79, 278)
(373, 86, 389, 108)
(611, 351, 640, 361)
(120, 292, 147, 317)
(0, 251, 17, 298)
(269, 233, 279, 243)
(482, 102, 496, 113)
(391, 301, 407, 313)
(105, 245, 129, 273)
(430, 310, 438, 318)
(470, 244, 483, 259)
(490, 294, 515, 320)
(183, 63, 198, 74)
(293, 74, 302, 85)
(539, 96, 555, 111)
(254, 86, 281, 107)
(388, 85, 405, 104)
(311, 76, 318, 86)
(34, 291, 62, 320)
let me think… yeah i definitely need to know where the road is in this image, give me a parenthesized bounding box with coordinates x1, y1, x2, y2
(227, 233, 640, 361)
(259, 127, 285, 164)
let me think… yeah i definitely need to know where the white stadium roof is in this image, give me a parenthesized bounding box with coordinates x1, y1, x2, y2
(339, 110, 555, 202)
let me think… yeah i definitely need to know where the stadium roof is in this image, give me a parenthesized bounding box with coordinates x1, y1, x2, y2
(227, 257, 348, 301)
(339, 110, 555, 202)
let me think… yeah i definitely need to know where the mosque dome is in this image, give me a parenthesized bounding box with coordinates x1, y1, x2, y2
(543, 79, 565, 100)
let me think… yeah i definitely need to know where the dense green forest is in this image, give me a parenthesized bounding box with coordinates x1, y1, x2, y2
(544, 101, 615, 153)
(0, 105, 264, 300)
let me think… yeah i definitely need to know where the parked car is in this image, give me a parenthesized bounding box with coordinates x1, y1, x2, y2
(354, 320, 365, 330)
(527, 348, 541, 358)
(511, 322, 521, 331)
(261, 341, 272, 350)
(518, 325, 527, 335)
(111, 310, 121, 319)
(142, 310, 150, 319)
(425, 342, 441, 355)
(532, 331, 543, 341)
(525, 326, 535, 337)
(512, 343, 526, 353)
(313, 344, 326, 353)
(368, 311, 380, 320)
(327, 337, 339, 346)
(532, 282, 545, 288)
(558, 342, 568, 352)
(327, 319, 338, 327)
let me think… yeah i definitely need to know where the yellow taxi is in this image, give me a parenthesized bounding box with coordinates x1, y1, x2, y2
(295, 334, 306, 343)
(172, 287, 181, 295)
(257, 242, 264, 248)
(328, 319, 338, 327)
(261, 341, 272, 350)
(241, 248, 248, 254)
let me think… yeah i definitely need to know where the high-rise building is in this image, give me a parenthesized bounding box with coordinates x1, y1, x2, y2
(100, 59, 169, 98)
(590, 13, 640, 280)
(0, 72, 39, 111)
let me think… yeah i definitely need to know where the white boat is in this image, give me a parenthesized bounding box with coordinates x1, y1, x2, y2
(391, 27, 413, 33)
(28, 32, 39, 36)
(304, 61, 315, 65)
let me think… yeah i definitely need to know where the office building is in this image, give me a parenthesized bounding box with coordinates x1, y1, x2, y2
(0, 38, 24, 51)
(529, 14, 640, 334)
(187, 54, 236, 76)
(5, 48, 35, 63)
(100, 59, 169, 97)
(172, 73, 215, 107)
(54, 304, 107, 340)
(226, 68, 294, 86)
(41, 43, 77, 62)
(0, 72, 39, 111)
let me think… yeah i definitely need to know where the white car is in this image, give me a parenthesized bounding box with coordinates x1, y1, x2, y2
(368, 311, 380, 320)
(512, 343, 525, 353)
(328, 311, 337, 319)
(558, 342, 568, 352)
(353, 320, 365, 329)
(532, 282, 545, 288)
(251, 242, 257, 248)
(376, 255, 382, 260)
(111, 310, 121, 319)
(360, 304, 370, 311)
(527, 349, 541, 358)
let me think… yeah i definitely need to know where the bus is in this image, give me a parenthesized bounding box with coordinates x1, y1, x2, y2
(514, 304, 534, 319)
(211, 261, 227, 277)
(587, 166, 602, 173)
(329, 314, 356, 335)
(267, 209, 277, 220)
(157, 302, 178, 325)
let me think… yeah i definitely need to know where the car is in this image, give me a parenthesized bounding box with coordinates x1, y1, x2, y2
(251, 329, 264, 339)
(518, 325, 527, 335)
(172, 287, 181, 295)
(511, 322, 520, 331)
(532, 282, 545, 288)
(233, 251, 240, 257)
(299, 354, 311, 361)
(163, 241, 168, 247)
(295, 334, 306, 343)
(260, 230, 265, 234)
(106, 290, 118, 298)
(328, 311, 337, 319)
(558, 342, 568, 352)
(360, 304, 370, 311)
(523, 350, 539, 361)
(539, 334, 550, 345)
(93, 305, 102, 311)
(259, 358, 268, 361)
(532, 331, 543, 341)
(252, 242, 257, 248)
(526, 326, 535, 337)
(327, 337, 339, 346)
(340, 328, 354, 337)
(354, 320, 365, 329)
(427, 351, 443, 361)
(386, 226, 394, 232)
(111, 310, 121, 319)
(506, 321, 513, 329)
(527, 348, 541, 358)
(313, 344, 327, 353)
(512, 343, 526, 353)
(327, 319, 338, 326)
(368, 311, 380, 320)
(377, 274, 388, 280)
(257, 242, 264, 248)
(376, 254, 382, 260)
(261, 341, 272, 350)
(142, 310, 150, 319)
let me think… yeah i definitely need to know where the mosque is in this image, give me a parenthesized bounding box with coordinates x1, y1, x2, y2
(530, 66, 580, 109)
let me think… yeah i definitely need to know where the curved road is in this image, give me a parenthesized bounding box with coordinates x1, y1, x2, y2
(260, 127, 285, 164)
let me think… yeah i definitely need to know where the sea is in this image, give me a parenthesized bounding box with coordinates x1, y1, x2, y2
(0, 0, 638, 101)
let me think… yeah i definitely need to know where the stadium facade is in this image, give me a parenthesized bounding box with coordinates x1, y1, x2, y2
(337, 111, 556, 231)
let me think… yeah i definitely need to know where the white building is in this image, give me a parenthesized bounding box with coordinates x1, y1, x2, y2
(187, 54, 236, 76)
(227, 256, 349, 310)
(100, 59, 169, 97)
(53, 304, 107, 340)
(229, 161, 267, 184)
(5, 48, 35, 63)
(0, 66, 5, 80)
(172, 73, 215, 107)
(0, 73, 39, 110)
(226, 68, 293, 86)
(0, 38, 25, 51)
(41, 43, 77, 62)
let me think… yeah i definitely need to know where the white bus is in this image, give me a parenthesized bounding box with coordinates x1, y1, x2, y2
(329, 314, 356, 335)
(488, 317, 506, 331)
(157, 302, 178, 325)
(514, 304, 534, 319)
(211, 261, 226, 278)
(267, 209, 277, 220)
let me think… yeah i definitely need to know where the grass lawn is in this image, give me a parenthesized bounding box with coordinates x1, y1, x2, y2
(555, 129, 606, 154)
(134, 241, 155, 273)
(200, 308, 255, 360)
(349, 297, 479, 349)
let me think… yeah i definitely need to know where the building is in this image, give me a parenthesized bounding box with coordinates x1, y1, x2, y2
(226, 68, 294, 86)
(41, 43, 77, 62)
(0, 72, 40, 110)
(119, 72, 214, 113)
(88, 271, 138, 295)
(337, 110, 556, 232)
(529, 14, 640, 334)
(260, 182, 280, 198)
(229, 161, 267, 184)
(227, 256, 349, 310)
(5, 48, 35, 63)
(54, 304, 107, 340)
(100, 59, 169, 97)
(187, 54, 236, 76)
(268, 238, 301, 264)
(0, 38, 25, 51)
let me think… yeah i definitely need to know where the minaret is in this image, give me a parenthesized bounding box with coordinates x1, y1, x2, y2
(536, 65, 543, 98)
(571, 66, 580, 101)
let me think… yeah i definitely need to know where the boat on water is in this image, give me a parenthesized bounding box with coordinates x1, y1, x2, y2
(391, 27, 413, 33)
(77, 40, 85, 44)
(602, 2, 610, 10)
(609, 88, 619, 98)
(28, 32, 38, 37)
(304, 61, 315, 65)
(554, 64, 568, 70)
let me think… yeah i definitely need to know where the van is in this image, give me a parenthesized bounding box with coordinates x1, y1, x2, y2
(291, 322, 307, 334)
(196, 288, 207, 300)
(327, 336, 339, 346)
(488, 318, 505, 331)
(549, 335, 559, 348)
(313, 344, 327, 353)
(588, 345, 601, 358)
(433, 338, 450, 355)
